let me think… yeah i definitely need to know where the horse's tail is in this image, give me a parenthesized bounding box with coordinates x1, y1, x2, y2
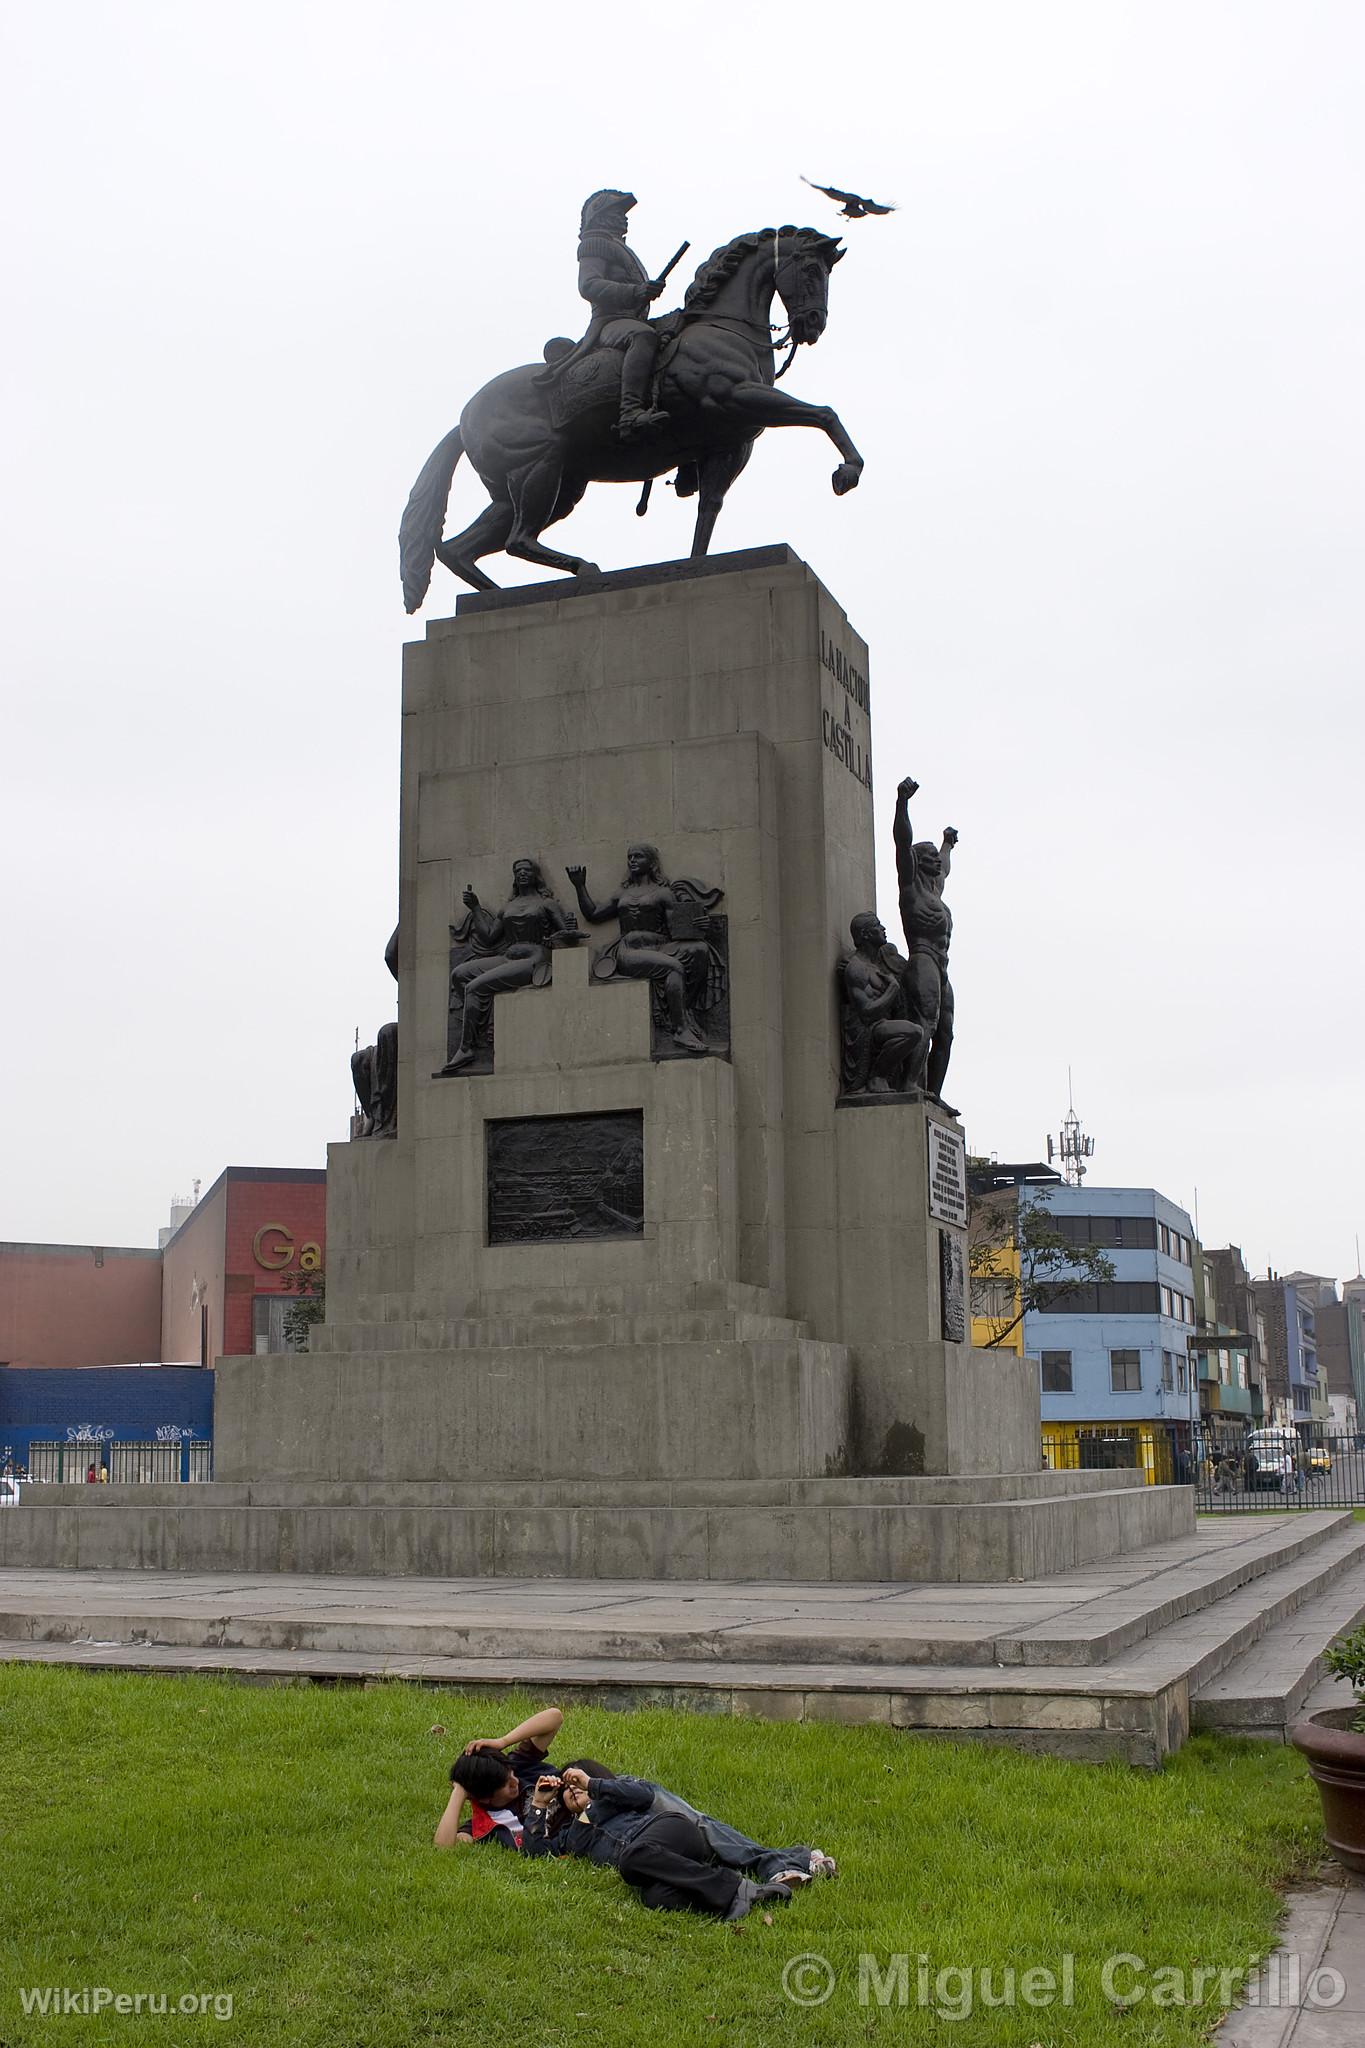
(399, 424, 464, 613)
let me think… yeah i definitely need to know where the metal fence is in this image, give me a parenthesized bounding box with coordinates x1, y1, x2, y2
(1043, 1422, 1365, 1510)
(20, 1440, 213, 1484)
(1044, 1425, 1183, 1488)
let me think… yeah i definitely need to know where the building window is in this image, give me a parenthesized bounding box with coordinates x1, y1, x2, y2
(1041, 1350, 1073, 1394)
(252, 1294, 304, 1355)
(1159, 1224, 1170, 1256)
(1045, 1281, 1163, 1316)
(975, 1278, 1014, 1320)
(1110, 1348, 1142, 1393)
(1052, 1215, 1156, 1250)
(1161, 1350, 1174, 1390)
(1177, 1356, 1188, 1392)
(1161, 1285, 1173, 1317)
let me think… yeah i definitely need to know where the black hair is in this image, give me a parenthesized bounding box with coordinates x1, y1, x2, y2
(449, 1750, 516, 1801)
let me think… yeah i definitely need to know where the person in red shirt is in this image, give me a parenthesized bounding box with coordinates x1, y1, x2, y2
(433, 1706, 564, 1851)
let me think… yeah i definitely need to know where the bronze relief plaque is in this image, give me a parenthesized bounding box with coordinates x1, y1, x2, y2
(486, 1111, 645, 1246)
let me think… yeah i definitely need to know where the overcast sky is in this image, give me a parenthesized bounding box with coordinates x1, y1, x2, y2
(2, 1, 1361, 1280)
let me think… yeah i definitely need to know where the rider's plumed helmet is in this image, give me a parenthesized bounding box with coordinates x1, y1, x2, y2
(580, 189, 636, 233)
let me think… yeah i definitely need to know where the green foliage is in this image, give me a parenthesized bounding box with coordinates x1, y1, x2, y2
(278, 1269, 325, 1352)
(1324, 1623, 1365, 1708)
(969, 1190, 1117, 1349)
(0, 1669, 1323, 2047)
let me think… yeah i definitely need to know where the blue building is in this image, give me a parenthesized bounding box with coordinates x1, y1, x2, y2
(1027, 1185, 1199, 1437)
(1253, 1273, 1331, 1431)
(0, 1365, 214, 1480)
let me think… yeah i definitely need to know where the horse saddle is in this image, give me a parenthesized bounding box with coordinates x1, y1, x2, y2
(538, 340, 621, 431)
(537, 315, 683, 432)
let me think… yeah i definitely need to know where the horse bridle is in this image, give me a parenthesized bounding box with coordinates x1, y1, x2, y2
(675, 232, 809, 379)
(769, 229, 806, 380)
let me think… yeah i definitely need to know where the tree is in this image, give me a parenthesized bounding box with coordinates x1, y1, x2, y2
(968, 1189, 1116, 1351)
(279, 1269, 325, 1352)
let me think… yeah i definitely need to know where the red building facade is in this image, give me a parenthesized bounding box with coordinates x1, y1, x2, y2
(2, 1167, 326, 1372)
(161, 1168, 328, 1364)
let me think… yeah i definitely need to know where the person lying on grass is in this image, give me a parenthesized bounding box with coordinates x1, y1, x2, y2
(433, 1705, 564, 1849)
(521, 1763, 836, 1921)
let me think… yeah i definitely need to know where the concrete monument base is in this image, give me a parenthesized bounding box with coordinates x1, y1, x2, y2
(195, 547, 1196, 1579)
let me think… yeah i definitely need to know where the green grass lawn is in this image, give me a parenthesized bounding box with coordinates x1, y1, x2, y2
(0, 1668, 1327, 2046)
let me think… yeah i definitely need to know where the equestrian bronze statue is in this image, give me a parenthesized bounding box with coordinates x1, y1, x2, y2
(400, 190, 864, 606)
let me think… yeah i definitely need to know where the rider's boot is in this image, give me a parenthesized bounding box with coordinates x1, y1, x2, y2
(617, 334, 669, 440)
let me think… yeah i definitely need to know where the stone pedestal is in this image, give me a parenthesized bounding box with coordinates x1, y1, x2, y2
(204, 545, 1152, 1576)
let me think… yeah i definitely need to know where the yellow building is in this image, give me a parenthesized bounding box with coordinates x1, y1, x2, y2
(970, 1236, 1024, 1353)
(967, 1174, 1025, 1354)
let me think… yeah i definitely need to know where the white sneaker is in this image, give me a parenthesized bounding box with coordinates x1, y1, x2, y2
(808, 1849, 838, 1879)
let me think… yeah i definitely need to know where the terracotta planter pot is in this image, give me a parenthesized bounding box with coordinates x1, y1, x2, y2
(1290, 1707, 1365, 1875)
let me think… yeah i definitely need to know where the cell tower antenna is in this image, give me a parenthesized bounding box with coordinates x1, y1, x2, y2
(1047, 1069, 1096, 1187)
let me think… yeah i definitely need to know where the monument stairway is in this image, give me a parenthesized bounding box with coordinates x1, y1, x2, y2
(2, 1511, 1363, 1766)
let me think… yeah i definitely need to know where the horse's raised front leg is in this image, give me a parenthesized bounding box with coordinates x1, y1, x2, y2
(689, 445, 752, 560)
(505, 457, 600, 578)
(726, 384, 864, 496)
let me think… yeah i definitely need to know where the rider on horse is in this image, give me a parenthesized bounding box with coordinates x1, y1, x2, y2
(556, 189, 670, 440)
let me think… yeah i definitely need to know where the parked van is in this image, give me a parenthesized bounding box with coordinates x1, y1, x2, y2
(1244, 1428, 1302, 1493)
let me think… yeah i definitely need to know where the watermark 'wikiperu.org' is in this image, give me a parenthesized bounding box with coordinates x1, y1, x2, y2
(15, 1988, 234, 2021)
(780, 1949, 1348, 2018)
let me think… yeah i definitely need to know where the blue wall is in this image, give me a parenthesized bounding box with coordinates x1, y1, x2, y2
(1281, 1281, 1321, 1420)
(1027, 1186, 1198, 1425)
(0, 1365, 213, 1470)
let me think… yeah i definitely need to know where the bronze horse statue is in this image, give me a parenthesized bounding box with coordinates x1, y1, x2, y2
(400, 226, 864, 607)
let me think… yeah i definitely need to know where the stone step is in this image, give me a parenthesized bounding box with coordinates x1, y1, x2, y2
(0, 1481, 1190, 1582)
(996, 1511, 1364, 1667)
(339, 1280, 781, 1325)
(1070, 1520, 1365, 1720)
(1190, 1549, 1365, 1735)
(0, 1514, 1347, 1673)
(12, 1469, 1149, 1509)
(310, 1308, 810, 1353)
(0, 1632, 1188, 1764)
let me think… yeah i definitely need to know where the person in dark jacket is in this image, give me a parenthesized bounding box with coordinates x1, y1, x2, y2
(523, 1765, 834, 1920)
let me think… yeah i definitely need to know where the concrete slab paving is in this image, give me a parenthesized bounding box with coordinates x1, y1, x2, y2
(1214, 1879, 1365, 2044)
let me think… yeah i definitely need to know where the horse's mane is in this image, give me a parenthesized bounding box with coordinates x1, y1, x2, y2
(682, 226, 837, 311)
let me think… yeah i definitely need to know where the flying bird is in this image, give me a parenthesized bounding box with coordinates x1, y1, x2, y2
(801, 175, 898, 220)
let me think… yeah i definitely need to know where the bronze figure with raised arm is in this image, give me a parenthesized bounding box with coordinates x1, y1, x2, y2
(441, 858, 575, 1075)
(565, 844, 712, 1053)
(892, 776, 959, 1106)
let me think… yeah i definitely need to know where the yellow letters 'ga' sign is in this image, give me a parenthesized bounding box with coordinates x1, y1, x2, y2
(251, 1226, 323, 1273)
(252, 1224, 293, 1270)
